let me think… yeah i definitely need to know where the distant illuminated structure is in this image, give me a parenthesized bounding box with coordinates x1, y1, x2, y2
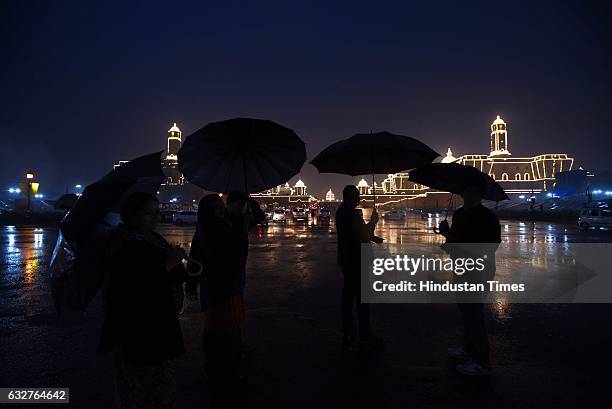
(457, 115, 574, 194)
(375, 115, 576, 203)
(162, 123, 185, 186)
(357, 178, 369, 195)
(325, 188, 336, 201)
(113, 122, 185, 186)
(441, 147, 457, 163)
(489, 115, 510, 156)
(293, 179, 306, 196)
(251, 179, 314, 205)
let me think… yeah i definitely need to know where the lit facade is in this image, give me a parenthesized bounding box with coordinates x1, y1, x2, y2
(251, 179, 314, 206)
(368, 115, 576, 205)
(114, 123, 186, 186)
(161, 123, 185, 186)
(456, 115, 574, 194)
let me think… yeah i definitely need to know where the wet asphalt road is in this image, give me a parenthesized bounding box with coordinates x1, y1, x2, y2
(1, 215, 612, 408)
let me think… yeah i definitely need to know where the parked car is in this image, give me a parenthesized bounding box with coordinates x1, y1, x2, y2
(293, 207, 308, 222)
(173, 210, 197, 224)
(579, 207, 612, 229)
(382, 210, 406, 220)
(272, 208, 287, 223)
(318, 208, 331, 222)
(265, 208, 275, 220)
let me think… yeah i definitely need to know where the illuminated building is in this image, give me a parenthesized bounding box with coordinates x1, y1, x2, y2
(366, 115, 576, 206)
(325, 188, 336, 201)
(357, 178, 369, 195)
(293, 179, 306, 196)
(161, 123, 185, 186)
(456, 115, 574, 194)
(251, 179, 314, 206)
(114, 123, 204, 205)
(441, 148, 457, 163)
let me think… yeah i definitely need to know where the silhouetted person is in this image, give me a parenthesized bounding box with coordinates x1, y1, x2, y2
(438, 184, 501, 376)
(225, 191, 265, 299)
(335, 185, 383, 349)
(99, 192, 188, 408)
(223, 191, 265, 351)
(186, 194, 244, 403)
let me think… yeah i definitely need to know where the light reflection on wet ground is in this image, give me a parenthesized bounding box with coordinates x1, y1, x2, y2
(1, 216, 612, 408)
(1, 215, 610, 295)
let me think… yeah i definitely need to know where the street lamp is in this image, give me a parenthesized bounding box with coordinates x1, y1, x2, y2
(22, 170, 38, 213)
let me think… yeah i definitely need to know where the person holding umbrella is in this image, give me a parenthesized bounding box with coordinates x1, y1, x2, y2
(336, 185, 384, 350)
(311, 130, 439, 350)
(98, 192, 189, 408)
(186, 194, 249, 404)
(410, 164, 505, 375)
(438, 183, 501, 375)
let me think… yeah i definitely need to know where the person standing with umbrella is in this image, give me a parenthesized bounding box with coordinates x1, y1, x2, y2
(179, 117, 305, 360)
(311, 131, 439, 349)
(98, 192, 189, 408)
(186, 194, 249, 404)
(336, 185, 383, 349)
(410, 163, 505, 375)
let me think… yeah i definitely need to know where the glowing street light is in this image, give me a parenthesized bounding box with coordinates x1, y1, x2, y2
(26, 171, 34, 180)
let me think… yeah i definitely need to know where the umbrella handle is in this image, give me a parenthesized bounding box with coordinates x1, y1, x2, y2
(184, 256, 203, 277)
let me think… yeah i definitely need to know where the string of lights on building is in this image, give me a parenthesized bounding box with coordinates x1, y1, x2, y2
(107, 116, 612, 207)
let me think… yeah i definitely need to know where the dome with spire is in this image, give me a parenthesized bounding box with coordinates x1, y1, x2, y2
(168, 122, 181, 133)
(294, 179, 306, 188)
(492, 115, 505, 126)
(357, 178, 369, 188)
(441, 147, 457, 163)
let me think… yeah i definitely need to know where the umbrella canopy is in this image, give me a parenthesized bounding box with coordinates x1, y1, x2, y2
(51, 151, 166, 311)
(54, 193, 78, 211)
(408, 162, 510, 202)
(178, 117, 306, 193)
(60, 151, 166, 245)
(310, 131, 439, 176)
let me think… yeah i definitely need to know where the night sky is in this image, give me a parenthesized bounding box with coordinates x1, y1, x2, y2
(2, 0, 611, 198)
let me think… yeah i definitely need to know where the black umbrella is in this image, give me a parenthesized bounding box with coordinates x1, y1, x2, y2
(51, 151, 167, 312)
(310, 131, 439, 203)
(60, 151, 167, 245)
(178, 117, 306, 193)
(54, 193, 78, 211)
(408, 162, 510, 202)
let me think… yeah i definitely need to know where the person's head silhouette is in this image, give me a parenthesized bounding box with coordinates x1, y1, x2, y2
(226, 190, 247, 216)
(120, 192, 159, 233)
(461, 183, 485, 209)
(342, 185, 360, 209)
(197, 194, 225, 224)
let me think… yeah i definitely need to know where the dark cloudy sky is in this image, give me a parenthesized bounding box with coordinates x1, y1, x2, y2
(1, 0, 611, 198)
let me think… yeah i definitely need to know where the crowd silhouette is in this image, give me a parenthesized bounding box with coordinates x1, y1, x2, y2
(99, 180, 500, 408)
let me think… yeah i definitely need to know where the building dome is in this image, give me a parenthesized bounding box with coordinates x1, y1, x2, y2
(294, 179, 306, 188)
(357, 178, 369, 188)
(492, 115, 505, 126)
(325, 188, 335, 201)
(441, 147, 457, 163)
(168, 122, 181, 133)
